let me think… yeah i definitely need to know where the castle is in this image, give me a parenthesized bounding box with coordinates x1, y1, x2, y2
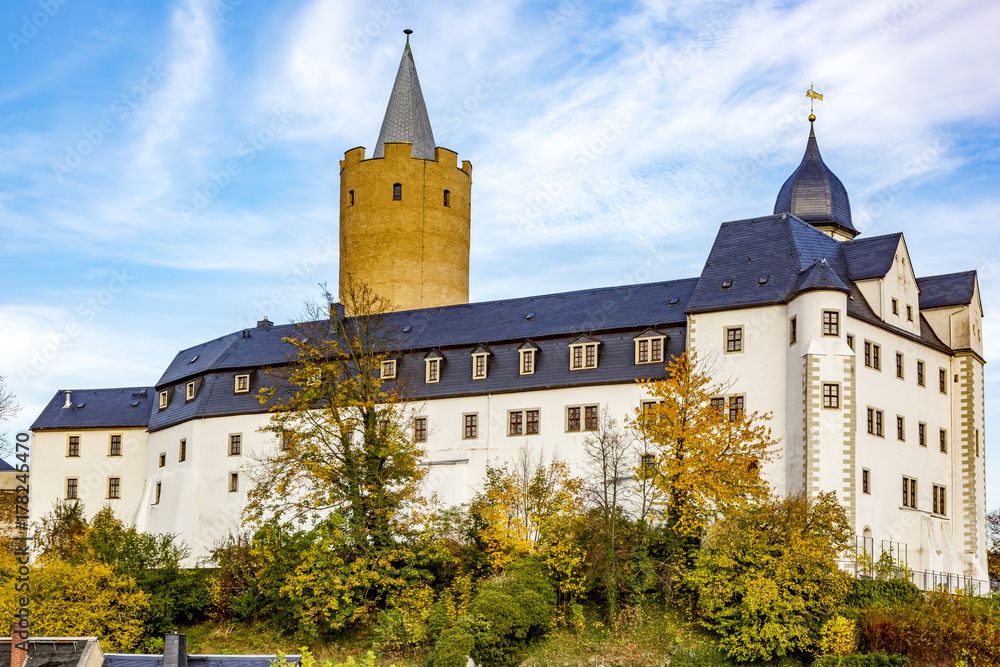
(30, 37, 988, 582)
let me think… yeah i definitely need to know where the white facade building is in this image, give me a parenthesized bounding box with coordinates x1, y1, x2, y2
(30, 43, 987, 580)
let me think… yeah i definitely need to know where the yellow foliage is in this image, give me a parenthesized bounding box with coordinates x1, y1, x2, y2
(443, 572, 473, 622)
(630, 352, 779, 536)
(0, 558, 149, 650)
(818, 615, 856, 657)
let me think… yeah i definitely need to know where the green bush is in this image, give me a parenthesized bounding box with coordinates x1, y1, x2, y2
(847, 579, 921, 609)
(431, 626, 475, 667)
(812, 654, 911, 666)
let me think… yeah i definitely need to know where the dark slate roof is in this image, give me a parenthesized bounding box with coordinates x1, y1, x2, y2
(0, 460, 14, 471)
(30, 387, 154, 431)
(788, 258, 851, 298)
(2, 639, 100, 667)
(841, 233, 901, 281)
(917, 271, 978, 310)
(373, 40, 436, 160)
(103, 655, 300, 667)
(774, 123, 856, 237)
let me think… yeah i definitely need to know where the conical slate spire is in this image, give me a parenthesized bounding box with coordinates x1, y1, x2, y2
(373, 34, 436, 160)
(774, 121, 856, 237)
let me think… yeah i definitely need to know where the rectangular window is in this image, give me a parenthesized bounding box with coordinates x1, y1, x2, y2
(108, 477, 121, 499)
(570, 342, 598, 369)
(509, 411, 523, 435)
(67, 435, 80, 457)
(229, 434, 242, 456)
(381, 359, 397, 380)
(464, 413, 478, 439)
(862, 469, 870, 494)
(641, 400, 658, 413)
(939, 368, 947, 394)
(638, 339, 648, 363)
(473, 354, 487, 379)
(867, 408, 873, 434)
(281, 431, 292, 451)
(726, 327, 743, 352)
(865, 342, 880, 369)
(520, 348, 535, 375)
(159, 390, 168, 409)
(896, 416, 905, 441)
(728, 395, 744, 422)
(234, 374, 250, 393)
(939, 429, 947, 453)
(867, 408, 883, 436)
(651, 337, 662, 362)
(159, 452, 166, 467)
(823, 310, 839, 336)
(66, 478, 78, 500)
(822, 383, 840, 409)
(180, 438, 187, 461)
(846, 334, 854, 351)
(895, 352, 904, 379)
(109, 434, 122, 456)
(572, 346, 583, 369)
(918, 422, 926, 447)
(526, 409, 540, 434)
(917, 361, 925, 386)
(711, 397, 725, 412)
(229, 473, 239, 493)
(789, 317, 797, 345)
(186, 382, 196, 401)
(892, 298, 899, 315)
(933, 484, 946, 516)
(641, 453, 656, 469)
(876, 410, 883, 437)
(906, 305, 913, 322)
(976, 429, 980, 457)
(586, 345, 596, 367)
(154, 482, 161, 504)
(584, 405, 599, 430)
(427, 359, 440, 383)
(567, 407, 581, 431)
(414, 417, 428, 442)
(902, 476, 917, 509)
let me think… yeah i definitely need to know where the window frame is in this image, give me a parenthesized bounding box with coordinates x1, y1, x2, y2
(906, 304, 913, 322)
(508, 409, 541, 436)
(724, 326, 744, 353)
(569, 340, 599, 370)
(634, 331, 666, 365)
(728, 395, 745, 422)
(918, 422, 926, 447)
(895, 352, 904, 379)
(902, 475, 917, 509)
(229, 472, 239, 493)
(862, 468, 870, 495)
(67, 434, 80, 458)
(939, 368, 947, 394)
(939, 428, 947, 453)
(463, 413, 479, 439)
(866, 407, 884, 437)
(846, 334, 855, 351)
(822, 310, 840, 336)
(380, 359, 397, 380)
(185, 381, 196, 402)
(414, 416, 428, 442)
(822, 383, 840, 409)
(519, 345, 537, 375)
(159, 390, 169, 409)
(234, 373, 250, 394)
(229, 433, 242, 456)
(472, 351, 489, 380)
(154, 481, 161, 505)
(158, 452, 166, 468)
(179, 438, 187, 461)
(392, 183, 402, 200)
(425, 356, 442, 384)
(109, 433, 122, 457)
(789, 316, 797, 345)
(932, 484, 947, 516)
(66, 477, 79, 500)
(896, 415, 905, 441)
(916, 360, 925, 386)
(891, 298, 899, 316)
(107, 476, 121, 500)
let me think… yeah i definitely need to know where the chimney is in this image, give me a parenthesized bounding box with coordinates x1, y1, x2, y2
(163, 633, 187, 667)
(63, 391, 72, 409)
(256, 317, 273, 329)
(10, 618, 29, 667)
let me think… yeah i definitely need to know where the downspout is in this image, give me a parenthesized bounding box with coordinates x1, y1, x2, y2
(486, 393, 492, 461)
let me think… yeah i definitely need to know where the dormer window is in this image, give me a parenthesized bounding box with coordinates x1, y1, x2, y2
(569, 336, 600, 370)
(634, 329, 666, 365)
(234, 374, 250, 394)
(158, 390, 169, 410)
(381, 359, 397, 380)
(518, 340, 538, 376)
(393, 183, 402, 201)
(185, 382, 196, 401)
(471, 345, 491, 380)
(425, 350, 444, 384)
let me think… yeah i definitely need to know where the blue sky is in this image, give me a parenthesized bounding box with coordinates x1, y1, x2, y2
(2, 0, 999, 500)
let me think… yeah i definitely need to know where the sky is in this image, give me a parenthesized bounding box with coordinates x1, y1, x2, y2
(1, 0, 999, 500)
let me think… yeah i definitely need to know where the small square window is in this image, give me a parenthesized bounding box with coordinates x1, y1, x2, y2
(66, 478, 79, 500)
(109, 434, 122, 457)
(641, 453, 656, 469)
(789, 317, 797, 345)
(822, 383, 839, 409)
(108, 477, 121, 499)
(710, 397, 725, 412)
(67, 435, 80, 457)
(234, 374, 250, 393)
(464, 413, 478, 439)
(822, 311, 839, 336)
(159, 390, 169, 410)
(229, 473, 239, 493)
(380, 360, 397, 380)
(179, 439, 187, 461)
(414, 417, 428, 442)
(862, 469, 870, 494)
(186, 382, 196, 401)
(725, 327, 743, 353)
(159, 452, 166, 467)
(229, 434, 242, 456)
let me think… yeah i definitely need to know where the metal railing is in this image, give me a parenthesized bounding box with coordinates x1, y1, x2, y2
(837, 559, 999, 596)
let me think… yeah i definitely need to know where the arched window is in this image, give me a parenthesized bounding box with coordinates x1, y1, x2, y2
(393, 183, 402, 200)
(349, 190, 355, 206)
(443, 189, 450, 207)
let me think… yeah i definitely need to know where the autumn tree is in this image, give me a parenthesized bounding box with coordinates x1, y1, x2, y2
(248, 281, 425, 549)
(0, 373, 19, 459)
(629, 351, 778, 543)
(684, 492, 853, 663)
(988, 508, 1000, 581)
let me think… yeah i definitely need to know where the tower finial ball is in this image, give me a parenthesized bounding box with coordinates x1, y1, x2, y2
(404, 29, 413, 35)
(808, 113, 816, 122)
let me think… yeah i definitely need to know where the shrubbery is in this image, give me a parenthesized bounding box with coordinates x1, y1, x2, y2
(813, 654, 911, 666)
(847, 578, 921, 609)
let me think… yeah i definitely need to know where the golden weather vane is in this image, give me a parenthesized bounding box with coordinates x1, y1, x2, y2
(806, 83, 823, 122)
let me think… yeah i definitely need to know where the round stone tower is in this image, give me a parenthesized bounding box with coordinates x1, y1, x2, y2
(339, 33, 472, 312)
